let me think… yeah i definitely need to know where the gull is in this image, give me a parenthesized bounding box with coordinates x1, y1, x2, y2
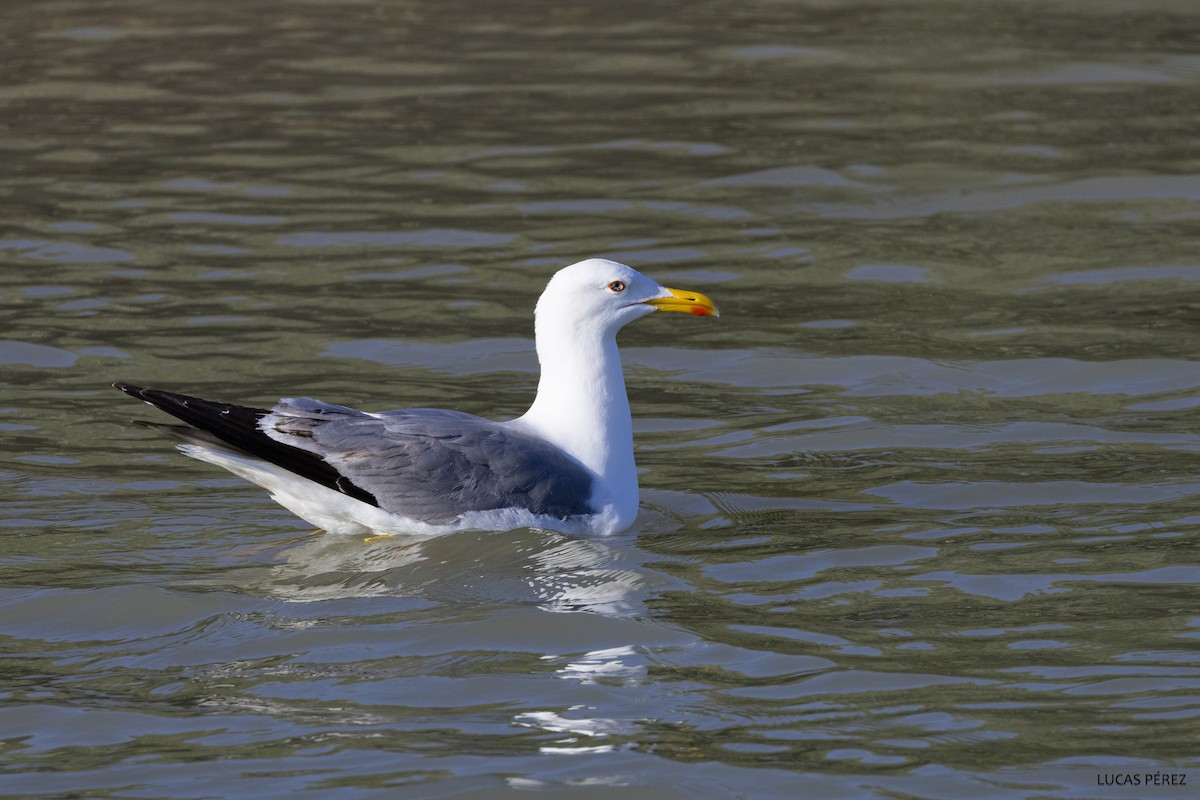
(114, 258, 718, 536)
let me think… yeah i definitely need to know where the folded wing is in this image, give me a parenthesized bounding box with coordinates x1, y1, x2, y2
(263, 398, 595, 523)
(115, 384, 595, 525)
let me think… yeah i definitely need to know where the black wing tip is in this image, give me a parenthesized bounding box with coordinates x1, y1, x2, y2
(112, 382, 190, 408)
(110, 381, 381, 509)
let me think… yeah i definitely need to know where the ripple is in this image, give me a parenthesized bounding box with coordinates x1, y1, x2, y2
(727, 671, 996, 700)
(1043, 264, 1200, 285)
(279, 229, 515, 249)
(0, 341, 78, 368)
(704, 545, 939, 583)
(805, 175, 1200, 219)
(702, 165, 866, 188)
(867, 481, 1200, 510)
(0, 239, 135, 263)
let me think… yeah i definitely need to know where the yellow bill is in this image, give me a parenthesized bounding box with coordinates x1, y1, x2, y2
(644, 287, 719, 317)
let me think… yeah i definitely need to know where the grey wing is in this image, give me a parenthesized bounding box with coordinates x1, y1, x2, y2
(262, 398, 595, 524)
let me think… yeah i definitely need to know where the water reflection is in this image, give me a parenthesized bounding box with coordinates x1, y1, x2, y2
(527, 539, 648, 616)
(514, 707, 630, 755)
(236, 528, 650, 617)
(517, 647, 650, 755)
(543, 644, 648, 685)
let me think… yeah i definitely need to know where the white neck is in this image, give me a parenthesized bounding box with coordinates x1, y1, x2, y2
(512, 318, 638, 520)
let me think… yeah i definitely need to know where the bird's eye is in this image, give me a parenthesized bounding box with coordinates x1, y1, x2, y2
(608, 280, 626, 293)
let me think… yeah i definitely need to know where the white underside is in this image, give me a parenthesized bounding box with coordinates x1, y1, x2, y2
(179, 444, 625, 537)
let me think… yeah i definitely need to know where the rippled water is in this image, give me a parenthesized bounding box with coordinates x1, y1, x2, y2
(4, 1, 1200, 797)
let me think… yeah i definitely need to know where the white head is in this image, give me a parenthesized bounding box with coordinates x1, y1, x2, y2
(518, 258, 718, 528)
(534, 258, 718, 341)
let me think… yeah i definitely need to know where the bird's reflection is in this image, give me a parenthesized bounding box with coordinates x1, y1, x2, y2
(526, 538, 647, 616)
(516, 646, 650, 753)
(542, 644, 648, 685)
(237, 527, 652, 616)
(205, 526, 675, 757)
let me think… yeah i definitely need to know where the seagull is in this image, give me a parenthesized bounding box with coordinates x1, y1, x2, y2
(114, 259, 718, 536)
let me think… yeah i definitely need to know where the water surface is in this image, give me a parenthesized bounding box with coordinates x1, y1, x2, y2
(3, 1, 1200, 797)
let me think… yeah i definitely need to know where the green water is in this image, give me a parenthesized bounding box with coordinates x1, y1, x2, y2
(3, 1, 1199, 797)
